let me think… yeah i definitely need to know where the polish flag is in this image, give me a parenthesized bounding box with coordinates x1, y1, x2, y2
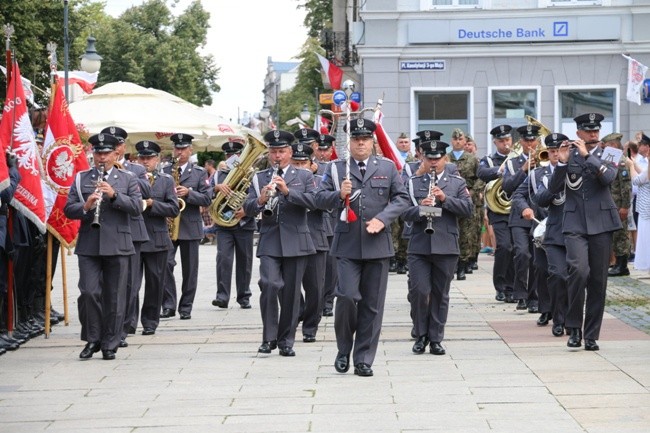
(316, 53, 343, 90)
(373, 108, 404, 172)
(55, 70, 98, 94)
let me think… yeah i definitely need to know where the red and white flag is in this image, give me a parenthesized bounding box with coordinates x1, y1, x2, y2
(623, 54, 648, 106)
(316, 53, 343, 90)
(55, 70, 98, 94)
(0, 62, 46, 231)
(0, 64, 34, 104)
(373, 108, 404, 171)
(41, 82, 90, 247)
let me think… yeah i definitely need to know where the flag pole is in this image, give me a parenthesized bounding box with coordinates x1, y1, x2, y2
(43, 42, 59, 338)
(60, 242, 69, 326)
(4, 25, 15, 335)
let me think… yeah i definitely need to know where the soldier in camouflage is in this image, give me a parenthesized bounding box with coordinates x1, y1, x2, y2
(391, 133, 417, 274)
(447, 129, 480, 279)
(603, 133, 632, 276)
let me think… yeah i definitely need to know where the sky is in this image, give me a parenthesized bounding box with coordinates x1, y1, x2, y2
(104, 0, 308, 123)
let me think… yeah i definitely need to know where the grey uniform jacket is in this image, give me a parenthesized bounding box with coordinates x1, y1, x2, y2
(163, 163, 211, 240)
(548, 147, 622, 235)
(503, 154, 534, 228)
(315, 156, 410, 260)
(307, 173, 330, 252)
(402, 171, 473, 255)
(123, 161, 151, 243)
(511, 166, 551, 233)
(478, 152, 509, 224)
(243, 165, 317, 258)
(534, 166, 565, 247)
(64, 167, 143, 256)
(141, 172, 179, 253)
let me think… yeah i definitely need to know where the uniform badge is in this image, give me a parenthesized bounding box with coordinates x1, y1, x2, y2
(98, 133, 105, 142)
(301, 129, 308, 138)
(589, 113, 595, 121)
(109, 127, 116, 135)
(424, 130, 431, 140)
(297, 144, 303, 152)
(273, 130, 280, 141)
(356, 118, 364, 128)
(143, 142, 149, 148)
(570, 173, 577, 180)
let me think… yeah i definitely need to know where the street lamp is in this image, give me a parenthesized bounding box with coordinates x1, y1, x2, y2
(299, 103, 311, 123)
(79, 36, 102, 73)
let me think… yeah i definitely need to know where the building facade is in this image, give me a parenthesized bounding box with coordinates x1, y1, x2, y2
(340, 0, 650, 154)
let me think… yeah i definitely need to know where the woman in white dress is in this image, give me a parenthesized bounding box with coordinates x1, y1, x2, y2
(628, 154, 650, 270)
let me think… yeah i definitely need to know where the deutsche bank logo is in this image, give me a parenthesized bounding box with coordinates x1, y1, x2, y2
(553, 21, 568, 37)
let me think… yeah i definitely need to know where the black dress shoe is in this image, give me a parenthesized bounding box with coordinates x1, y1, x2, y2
(470, 261, 478, 270)
(495, 292, 506, 302)
(303, 334, 316, 343)
(334, 352, 350, 373)
(504, 294, 516, 303)
(396, 264, 407, 274)
(212, 299, 228, 308)
(430, 342, 446, 355)
(51, 308, 65, 322)
(79, 342, 101, 359)
(102, 349, 116, 360)
(552, 324, 564, 337)
(567, 328, 582, 348)
(354, 363, 373, 377)
(536, 312, 551, 326)
(160, 308, 175, 318)
(516, 299, 527, 310)
(142, 327, 155, 335)
(322, 308, 333, 317)
(584, 339, 599, 351)
(527, 301, 539, 314)
(412, 336, 429, 354)
(126, 326, 136, 335)
(389, 258, 397, 273)
(179, 312, 191, 320)
(464, 262, 473, 274)
(239, 300, 251, 309)
(279, 347, 295, 357)
(0, 338, 19, 351)
(118, 339, 128, 348)
(258, 340, 277, 354)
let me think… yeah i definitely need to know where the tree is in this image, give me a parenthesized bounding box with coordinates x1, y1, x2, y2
(91, 0, 219, 106)
(298, 0, 332, 38)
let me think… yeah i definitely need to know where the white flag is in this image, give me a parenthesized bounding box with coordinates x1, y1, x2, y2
(623, 54, 648, 106)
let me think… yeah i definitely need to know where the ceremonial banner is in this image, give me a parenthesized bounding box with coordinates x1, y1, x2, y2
(623, 54, 649, 106)
(41, 82, 90, 247)
(0, 64, 34, 104)
(0, 62, 46, 231)
(373, 108, 404, 171)
(316, 53, 343, 90)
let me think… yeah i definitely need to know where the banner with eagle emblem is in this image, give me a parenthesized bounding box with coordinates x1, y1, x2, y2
(41, 82, 90, 247)
(0, 61, 46, 231)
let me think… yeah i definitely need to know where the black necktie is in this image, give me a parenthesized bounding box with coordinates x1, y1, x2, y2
(277, 168, 284, 177)
(177, 166, 182, 176)
(358, 161, 366, 177)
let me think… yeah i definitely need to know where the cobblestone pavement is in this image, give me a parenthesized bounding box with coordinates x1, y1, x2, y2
(606, 269, 650, 334)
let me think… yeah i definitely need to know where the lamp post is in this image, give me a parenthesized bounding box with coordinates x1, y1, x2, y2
(79, 36, 102, 73)
(299, 103, 311, 125)
(63, 0, 69, 101)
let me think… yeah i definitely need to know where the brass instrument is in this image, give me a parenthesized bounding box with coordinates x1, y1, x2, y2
(168, 157, 186, 241)
(91, 163, 106, 228)
(262, 164, 280, 217)
(484, 141, 522, 215)
(420, 171, 442, 234)
(208, 133, 268, 227)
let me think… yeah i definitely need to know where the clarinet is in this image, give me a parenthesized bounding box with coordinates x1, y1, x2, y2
(262, 164, 280, 217)
(424, 173, 437, 235)
(91, 163, 106, 228)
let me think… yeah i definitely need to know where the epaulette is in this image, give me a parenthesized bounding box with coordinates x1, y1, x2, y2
(449, 174, 464, 180)
(79, 168, 92, 174)
(158, 172, 172, 179)
(193, 165, 205, 171)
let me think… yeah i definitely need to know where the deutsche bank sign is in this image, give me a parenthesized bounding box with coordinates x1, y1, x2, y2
(408, 16, 620, 44)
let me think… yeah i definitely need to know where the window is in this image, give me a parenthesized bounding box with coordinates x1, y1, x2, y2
(557, 87, 617, 138)
(489, 88, 540, 144)
(415, 91, 471, 139)
(420, 0, 481, 10)
(539, 0, 604, 7)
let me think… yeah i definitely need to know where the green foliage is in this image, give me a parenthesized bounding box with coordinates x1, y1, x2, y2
(298, 0, 332, 38)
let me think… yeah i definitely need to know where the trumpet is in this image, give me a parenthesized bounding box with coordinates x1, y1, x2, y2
(262, 164, 279, 217)
(91, 163, 106, 228)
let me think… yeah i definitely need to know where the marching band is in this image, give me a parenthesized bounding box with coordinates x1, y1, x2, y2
(0, 110, 632, 371)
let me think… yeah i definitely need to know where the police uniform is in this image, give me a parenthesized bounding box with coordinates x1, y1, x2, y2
(315, 134, 337, 316)
(161, 133, 212, 319)
(135, 141, 179, 334)
(548, 113, 622, 350)
(100, 127, 152, 345)
(403, 140, 473, 355)
(503, 125, 541, 311)
(315, 118, 410, 377)
(602, 133, 632, 276)
(212, 140, 254, 309)
(477, 125, 515, 301)
(292, 130, 327, 341)
(64, 133, 143, 360)
(243, 130, 317, 356)
(534, 133, 571, 337)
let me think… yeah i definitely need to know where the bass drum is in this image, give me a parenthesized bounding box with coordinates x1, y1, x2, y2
(533, 218, 547, 249)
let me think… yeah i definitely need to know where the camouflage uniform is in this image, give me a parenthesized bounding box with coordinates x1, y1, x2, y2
(608, 154, 632, 276)
(447, 150, 480, 270)
(391, 155, 418, 273)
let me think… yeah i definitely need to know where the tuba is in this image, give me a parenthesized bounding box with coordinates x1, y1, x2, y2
(168, 157, 186, 241)
(484, 141, 522, 215)
(208, 133, 268, 227)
